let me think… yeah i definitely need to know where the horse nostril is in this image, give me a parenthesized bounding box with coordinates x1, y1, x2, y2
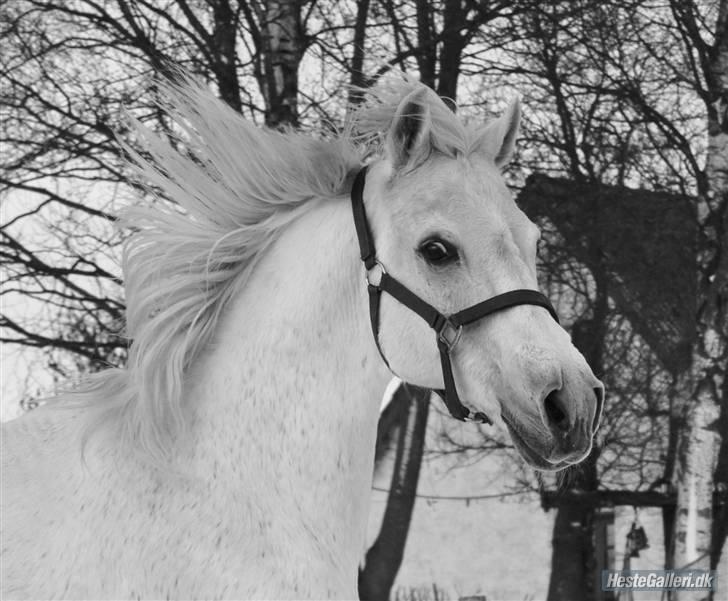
(544, 390, 569, 432)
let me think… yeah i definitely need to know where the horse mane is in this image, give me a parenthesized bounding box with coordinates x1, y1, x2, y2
(69, 74, 473, 462)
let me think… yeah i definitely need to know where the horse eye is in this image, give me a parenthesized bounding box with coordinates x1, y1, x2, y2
(419, 238, 459, 265)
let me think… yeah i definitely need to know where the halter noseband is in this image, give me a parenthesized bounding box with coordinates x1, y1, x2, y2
(351, 166, 560, 424)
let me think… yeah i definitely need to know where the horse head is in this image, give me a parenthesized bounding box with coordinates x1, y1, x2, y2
(355, 85, 604, 471)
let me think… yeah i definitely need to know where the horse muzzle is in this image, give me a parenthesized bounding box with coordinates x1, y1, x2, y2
(502, 376, 604, 471)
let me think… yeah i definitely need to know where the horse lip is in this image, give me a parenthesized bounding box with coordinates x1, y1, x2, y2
(501, 410, 570, 472)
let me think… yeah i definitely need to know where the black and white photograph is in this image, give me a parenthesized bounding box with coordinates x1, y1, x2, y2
(1, 1, 726, 600)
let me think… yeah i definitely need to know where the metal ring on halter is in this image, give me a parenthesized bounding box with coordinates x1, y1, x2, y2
(365, 261, 386, 287)
(465, 410, 492, 425)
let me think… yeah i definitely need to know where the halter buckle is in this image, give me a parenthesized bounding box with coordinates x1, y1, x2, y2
(365, 261, 386, 287)
(436, 318, 462, 351)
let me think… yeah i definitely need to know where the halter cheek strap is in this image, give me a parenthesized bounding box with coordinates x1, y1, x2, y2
(351, 166, 560, 423)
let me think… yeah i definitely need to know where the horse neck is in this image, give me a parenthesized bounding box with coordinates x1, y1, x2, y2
(180, 197, 390, 583)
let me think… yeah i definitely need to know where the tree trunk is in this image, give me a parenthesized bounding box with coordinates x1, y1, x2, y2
(546, 465, 597, 601)
(414, 0, 436, 89)
(211, 0, 243, 112)
(671, 3, 728, 600)
(359, 385, 430, 601)
(259, 0, 303, 127)
(671, 385, 721, 599)
(546, 450, 603, 601)
(547, 190, 609, 601)
(711, 377, 728, 596)
(435, 0, 466, 105)
(347, 0, 370, 108)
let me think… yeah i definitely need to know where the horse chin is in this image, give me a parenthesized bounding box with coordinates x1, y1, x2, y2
(501, 413, 574, 473)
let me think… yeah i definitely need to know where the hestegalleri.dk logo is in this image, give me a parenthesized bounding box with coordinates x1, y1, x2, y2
(602, 569, 715, 591)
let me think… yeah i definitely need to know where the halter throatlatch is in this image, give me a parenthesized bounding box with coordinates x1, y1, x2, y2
(351, 166, 560, 423)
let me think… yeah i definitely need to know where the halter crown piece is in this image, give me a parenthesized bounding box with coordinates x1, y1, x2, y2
(351, 166, 560, 424)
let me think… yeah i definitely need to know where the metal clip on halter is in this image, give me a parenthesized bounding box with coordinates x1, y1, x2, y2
(433, 315, 462, 352)
(350, 166, 559, 424)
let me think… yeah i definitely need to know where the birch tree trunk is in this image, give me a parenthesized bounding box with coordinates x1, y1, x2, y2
(257, 0, 304, 127)
(671, 3, 728, 600)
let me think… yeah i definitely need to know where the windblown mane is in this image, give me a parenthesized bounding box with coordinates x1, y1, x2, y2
(349, 79, 486, 158)
(73, 75, 473, 461)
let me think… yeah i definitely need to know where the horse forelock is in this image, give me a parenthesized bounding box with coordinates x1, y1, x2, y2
(347, 76, 485, 160)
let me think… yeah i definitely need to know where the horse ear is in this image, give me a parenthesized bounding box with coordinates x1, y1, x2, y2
(386, 89, 432, 171)
(475, 98, 521, 168)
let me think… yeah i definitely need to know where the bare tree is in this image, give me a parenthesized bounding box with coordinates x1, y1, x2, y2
(662, 2, 728, 597)
(0, 0, 323, 404)
(480, 1, 724, 598)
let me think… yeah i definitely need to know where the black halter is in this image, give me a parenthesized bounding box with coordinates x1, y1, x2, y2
(351, 166, 560, 423)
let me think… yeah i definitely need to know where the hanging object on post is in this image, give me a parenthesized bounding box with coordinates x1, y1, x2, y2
(626, 510, 649, 558)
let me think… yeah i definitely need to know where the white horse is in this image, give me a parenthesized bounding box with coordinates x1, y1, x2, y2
(1, 78, 604, 599)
